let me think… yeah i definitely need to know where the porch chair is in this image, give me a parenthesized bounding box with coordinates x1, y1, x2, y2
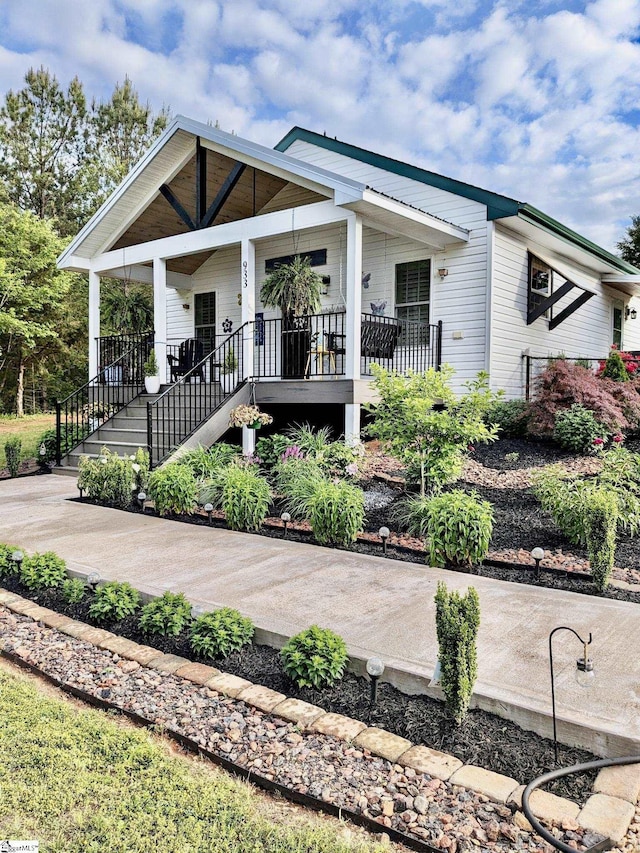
(167, 338, 205, 383)
(327, 320, 402, 361)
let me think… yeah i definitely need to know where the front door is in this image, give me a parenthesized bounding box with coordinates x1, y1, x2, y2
(195, 292, 216, 356)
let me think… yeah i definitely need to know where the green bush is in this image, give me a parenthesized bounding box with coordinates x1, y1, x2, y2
(434, 582, 480, 725)
(280, 625, 348, 689)
(130, 447, 150, 491)
(584, 489, 618, 591)
(424, 490, 493, 567)
(148, 463, 197, 516)
(599, 446, 640, 537)
(219, 465, 271, 531)
(4, 436, 21, 477)
(20, 551, 67, 591)
(0, 543, 21, 578)
(61, 577, 87, 604)
(531, 466, 591, 545)
(485, 399, 529, 438)
(275, 458, 325, 517)
(553, 404, 607, 453)
(255, 433, 292, 469)
(78, 448, 134, 507)
(190, 608, 254, 659)
(307, 479, 365, 546)
(38, 425, 82, 463)
(139, 591, 192, 637)
(284, 423, 333, 458)
(601, 349, 629, 382)
(177, 443, 239, 479)
(393, 495, 432, 538)
(88, 581, 141, 623)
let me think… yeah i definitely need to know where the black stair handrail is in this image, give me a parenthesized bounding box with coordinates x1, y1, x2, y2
(146, 324, 247, 468)
(55, 336, 151, 465)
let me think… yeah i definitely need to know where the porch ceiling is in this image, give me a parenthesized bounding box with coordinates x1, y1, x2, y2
(111, 151, 325, 275)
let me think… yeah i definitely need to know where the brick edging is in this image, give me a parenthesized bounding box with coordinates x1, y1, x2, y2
(0, 588, 637, 843)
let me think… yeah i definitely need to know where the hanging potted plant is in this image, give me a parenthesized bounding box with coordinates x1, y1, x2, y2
(228, 404, 273, 430)
(260, 255, 323, 379)
(143, 349, 161, 394)
(220, 347, 238, 394)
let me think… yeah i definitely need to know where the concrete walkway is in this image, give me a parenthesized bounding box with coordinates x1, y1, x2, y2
(2, 474, 639, 758)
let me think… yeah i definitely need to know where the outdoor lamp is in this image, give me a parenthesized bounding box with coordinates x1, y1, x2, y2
(281, 512, 291, 538)
(137, 491, 146, 509)
(204, 503, 214, 525)
(366, 657, 385, 708)
(625, 306, 638, 320)
(191, 604, 206, 619)
(379, 526, 390, 555)
(531, 547, 545, 577)
(548, 626, 594, 762)
(38, 442, 48, 471)
(78, 483, 84, 499)
(86, 571, 101, 589)
(11, 550, 24, 573)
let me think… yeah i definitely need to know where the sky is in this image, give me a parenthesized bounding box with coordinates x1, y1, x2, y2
(0, 0, 639, 252)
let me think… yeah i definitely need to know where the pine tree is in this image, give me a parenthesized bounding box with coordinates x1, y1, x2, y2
(617, 215, 640, 269)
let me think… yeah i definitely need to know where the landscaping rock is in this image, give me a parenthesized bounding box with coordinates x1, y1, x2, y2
(310, 712, 367, 742)
(593, 764, 640, 804)
(578, 794, 636, 843)
(449, 766, 519, 804)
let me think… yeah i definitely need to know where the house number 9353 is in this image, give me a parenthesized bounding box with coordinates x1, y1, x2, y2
(242, 260, 248, 288)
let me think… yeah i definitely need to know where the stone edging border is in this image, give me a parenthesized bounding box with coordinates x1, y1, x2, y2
(1, 588, 638, 846)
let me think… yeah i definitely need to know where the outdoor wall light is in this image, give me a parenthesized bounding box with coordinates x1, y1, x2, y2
(378, 526, 390, 555)
(531, 547, 545, 577)
(281, 512, 291, 538)
(625, 306, 638, 320)
(204, 502, 214, 525)
(11, 550, 24, 573)
(548, 626, 594, 762)
(437, 268, 449, 279)
(137, 491, 146, 510)
(86, 571, 101, 589)
(366, 657, 385, 708)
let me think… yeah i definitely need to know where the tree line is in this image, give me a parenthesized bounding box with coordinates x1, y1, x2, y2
(0, 68, 167, 415)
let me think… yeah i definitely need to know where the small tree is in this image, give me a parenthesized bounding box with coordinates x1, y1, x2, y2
(367, 365, 499, 495)
(584, 489, 618, 592)
(601, 348, 629, 382)
(434, 582, 480, 725)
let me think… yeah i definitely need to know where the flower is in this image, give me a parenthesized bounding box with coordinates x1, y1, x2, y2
(280, 445, 305, 463)
(131, 463, 141, 473)
(345, 462, 359, 477)
(228, 404, 273, 428)
(613, 433, 624, 443)
(593, 437, 604, 446)
(467, 445, 475, 453)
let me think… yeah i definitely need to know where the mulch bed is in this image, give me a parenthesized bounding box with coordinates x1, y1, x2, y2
(3, 574, 599, 805)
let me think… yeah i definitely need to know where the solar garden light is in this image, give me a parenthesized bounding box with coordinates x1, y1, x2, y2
(281, 511, 291, 538)
(11, 550, 24, 573)
(191, 603, 206, 619)
(86, 572, 101, 590)
(366, 657, 385, 708)
(38, 441, 48, 471)
(531, 547, 545, 577)
(204, 503, 214, 525)
(137, 490, 146, 510)
(378, 526, 390, 556)
(548, 626, 594, 763)
(78, 482, 84, 499)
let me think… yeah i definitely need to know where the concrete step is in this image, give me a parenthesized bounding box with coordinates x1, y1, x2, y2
(51, 465, 79, 478)
(91, 428, 148, 444)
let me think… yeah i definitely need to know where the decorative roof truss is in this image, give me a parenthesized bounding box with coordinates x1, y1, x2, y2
(527, 253, 594, 329)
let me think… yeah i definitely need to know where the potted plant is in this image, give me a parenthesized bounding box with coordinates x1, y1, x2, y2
(143, 349, 161, 394)
(260, 255, 323, 378)
(220, 348, 238, 394)
(228, 404, 273, 430)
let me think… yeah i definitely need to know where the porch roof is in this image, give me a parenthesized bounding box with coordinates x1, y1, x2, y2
(58, 116, 468, 274)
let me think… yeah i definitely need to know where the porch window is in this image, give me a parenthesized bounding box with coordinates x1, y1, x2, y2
(529, 255, 551, 319)
(195, 292, 216, 356)
(395, 260, 431, 324)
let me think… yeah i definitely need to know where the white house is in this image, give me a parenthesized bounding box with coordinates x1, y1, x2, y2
(57, 116, 640, 467)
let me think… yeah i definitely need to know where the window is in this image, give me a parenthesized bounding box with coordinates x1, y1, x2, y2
(195, 292, 216, 355)
(613, 301, 623, 349)
(395, 260, 431, 325)
(529, 255, 551, 319)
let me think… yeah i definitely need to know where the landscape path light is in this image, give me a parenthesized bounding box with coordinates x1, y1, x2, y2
(366, 657, 385, 708)
(137, 491, 146, 510)
(281, 512, 291, 538)
(548, 626, 594, 763)
(531, 547, 545, 578)
(86, 571, 101, 590)
(204, 503, 214, 525)
(378, 526, 390, 556)
(11, 550, 24, 574)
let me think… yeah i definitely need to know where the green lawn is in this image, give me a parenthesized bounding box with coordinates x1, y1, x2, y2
(0, 413, 55, 467)
(0, 669, 383, 853)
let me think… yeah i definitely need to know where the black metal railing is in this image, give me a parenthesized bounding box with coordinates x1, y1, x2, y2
(522, 352, 634, 400)
(56, 338, 150, 465)
(147, 325, 246, 468)
(254, 312, 347, 379)
(97, 331, 153, 381)
(360, 313, 442, 375)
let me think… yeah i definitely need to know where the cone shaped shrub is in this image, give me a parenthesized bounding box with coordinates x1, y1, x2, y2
(434, 582, 480, 725)
(584, 489, 618, 591)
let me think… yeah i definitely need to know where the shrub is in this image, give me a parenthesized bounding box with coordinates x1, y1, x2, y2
(190, 608, 254, 659)
(61, 577, 87, 604)
(393, 495, 432, 538)
(284, 423, 333, 458)
(424, 490, 493, 568)
(306, 479, 365, 546)
(148, 463, 197, 516)
(130, 447, 150, 491)
(88, 581, 141, 623)
(434, 582, 480, 725)
(177, 443, 239, 479)
(553, 404, 607, 453)
(78, 448, 134, 507)
(140, 592, 192, 637)
(280, 625, 348, 689)
(218, 465, 271, 531)
(255, 433, 292, 469)
(600, 348, 629, 382)
(531, 466, 593, 545)
(0, 543, 21, 578)
(20, 551, 67, 591)
(319, 440, 364, 479)
(4, 436, 21, 477)
(38, 425, 80, 463)
(275, 458, 325, 514)
(600, 446, 640, 536)
(583, 489, 618, 591)
(484, 399, 529, 438)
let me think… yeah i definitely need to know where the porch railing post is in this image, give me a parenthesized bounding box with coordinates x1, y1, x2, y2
(55, 400, 61, 466)
(147, 401, 154, 470)
(436, 320, 443, 370)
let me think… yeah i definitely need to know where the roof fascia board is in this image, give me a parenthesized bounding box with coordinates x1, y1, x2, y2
(360, 189, 469, 241)
(275, 127, 520, 219)
(104, 263, 192, 289)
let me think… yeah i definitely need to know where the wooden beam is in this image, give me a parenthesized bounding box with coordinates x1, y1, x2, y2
(196, 137, 207, 226)
(549, 290, 594, 330)
(159, 184, 196, 231)
(200, 162, 246, 229)
(527, 280, 575, 325)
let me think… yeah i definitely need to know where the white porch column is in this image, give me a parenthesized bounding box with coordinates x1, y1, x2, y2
(241, 238, 256, 456)
(88, 270, 100, 380)
(153, 257, 168, 384)
(344, 214, 362, 443)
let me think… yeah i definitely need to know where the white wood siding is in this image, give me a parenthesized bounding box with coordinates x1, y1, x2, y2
(492, 224, 638, 397)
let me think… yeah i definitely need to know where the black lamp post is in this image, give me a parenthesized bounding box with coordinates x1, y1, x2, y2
(281, 512, 291, 538)
(378, 526, 390, 556)
(204, 502, 213, 525)
(11, 550, 24, 575)
(531, 547, 544, 578)
(549, 626, 594, 763)
(366, 657, 385, 709)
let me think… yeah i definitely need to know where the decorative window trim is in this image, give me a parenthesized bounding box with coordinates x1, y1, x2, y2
(265, 249, 327, 273)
